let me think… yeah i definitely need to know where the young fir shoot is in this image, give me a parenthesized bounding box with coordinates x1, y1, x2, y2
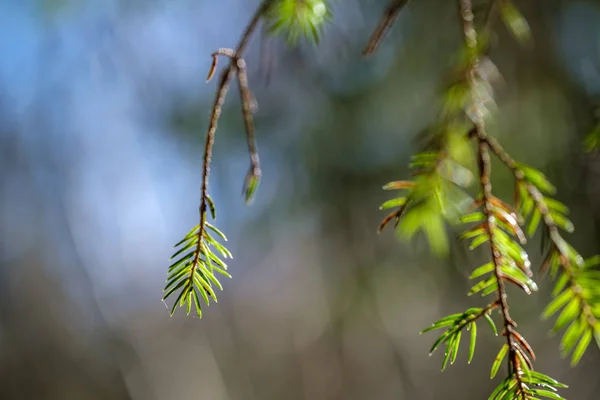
(165, 204, 232, 317)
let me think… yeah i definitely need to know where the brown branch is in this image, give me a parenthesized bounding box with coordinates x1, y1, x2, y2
(459, 0, 527, 395)
(363, 0, 409, 56)
(235, 58, 262, 203)
(189, 1, 271, 284)
(207, 47, 262, 203)
(461, 300, 501, 329)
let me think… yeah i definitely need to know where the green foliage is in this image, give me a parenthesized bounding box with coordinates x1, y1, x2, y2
(512, 161, 600, 366)
(542, 255, 600, 366)
(499, 1, 532, 45)
(265, 0, 332, 44)
(164, 199, 232, 318)
(490, 343, 509, 379)
(378, 77, 479, 256)
(244, 170, 261, 204)
(379, 153, 473, 256)
(490, 371, 567, 400)
(462, 196, 537, 295)
(421, 306, 498, 368)
(380, 1, 590, 398)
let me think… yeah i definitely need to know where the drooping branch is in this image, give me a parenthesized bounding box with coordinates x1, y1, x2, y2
(164, 1, 272, 317)
(193, 1, 270, 277)
(460, 0, 528, 396)
(363, 0, 409, 56)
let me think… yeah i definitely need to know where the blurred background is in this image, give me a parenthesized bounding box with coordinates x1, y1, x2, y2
(1, 0, 599, 399)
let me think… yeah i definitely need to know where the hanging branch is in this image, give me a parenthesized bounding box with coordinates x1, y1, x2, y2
(460, 1, 527, 396)
(164, 1, 272, 317)
(363, 0, 409, 56)
(408, 1, 568, 398)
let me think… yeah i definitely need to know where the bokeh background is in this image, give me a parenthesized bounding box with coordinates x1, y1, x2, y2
(1, 0, 599, 399)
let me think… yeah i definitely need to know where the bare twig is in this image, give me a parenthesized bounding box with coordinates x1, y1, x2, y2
(206, 47, 261, 203)
(363, 0, 409, 56)
(236, 58, 262, 203)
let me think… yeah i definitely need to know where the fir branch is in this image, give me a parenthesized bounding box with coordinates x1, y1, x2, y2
(363, 0, 409, 56)
(459, 1, 550, 397)
(481, 134, 600, 365)
(164, 1, 271, 317)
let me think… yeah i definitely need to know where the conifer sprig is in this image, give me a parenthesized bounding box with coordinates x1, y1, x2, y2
(421, 302, 500, 368)
(165, 1, 272, 317)
(481, 134, 600, 366)
(164, 208, 232, 317)
(166, 0, 338, 317)
(422, 2, 567, 398)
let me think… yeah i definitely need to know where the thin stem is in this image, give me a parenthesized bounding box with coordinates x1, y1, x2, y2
(189, 1, 271, 284)
(236, 58, 262, 202)
(207, 48, 260, 185)
(462, 300, 501, 330)
(482, 0, 500, 38)
(459, 0, 526, 395)
(363, 0, 409, 56)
